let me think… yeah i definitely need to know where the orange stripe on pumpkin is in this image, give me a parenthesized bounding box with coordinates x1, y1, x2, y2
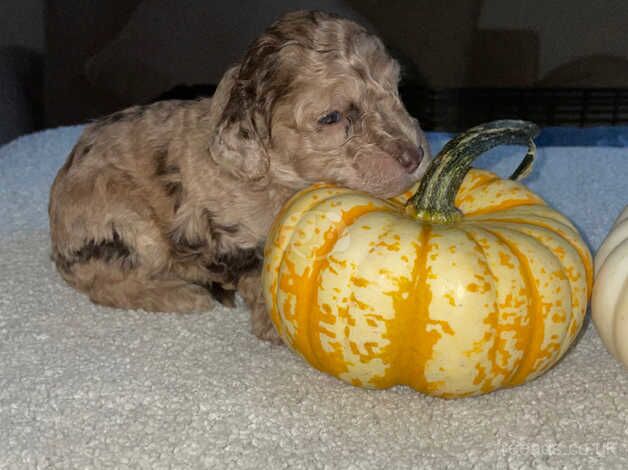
(369, 226, 452, 393)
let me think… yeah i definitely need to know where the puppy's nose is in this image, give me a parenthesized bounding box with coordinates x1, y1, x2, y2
(398, 146, 424, 173)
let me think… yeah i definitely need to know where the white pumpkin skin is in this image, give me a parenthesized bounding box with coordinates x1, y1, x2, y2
(592, 205, 628, 368)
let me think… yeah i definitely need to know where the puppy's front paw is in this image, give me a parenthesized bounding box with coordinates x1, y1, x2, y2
(238, 271, 283, 344)
(252, 310, 283, 345)
(255, 324, 283, 345)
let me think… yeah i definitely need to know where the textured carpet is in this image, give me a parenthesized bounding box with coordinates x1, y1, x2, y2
(1, 127, 627, 468)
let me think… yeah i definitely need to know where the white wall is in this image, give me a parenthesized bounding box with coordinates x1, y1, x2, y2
(0, 0, 45, 52)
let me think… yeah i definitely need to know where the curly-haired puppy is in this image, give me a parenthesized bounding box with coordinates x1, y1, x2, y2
(49, 11, 430, 342)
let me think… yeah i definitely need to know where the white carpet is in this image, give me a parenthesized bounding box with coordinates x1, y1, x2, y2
(1, 127, 627, 468)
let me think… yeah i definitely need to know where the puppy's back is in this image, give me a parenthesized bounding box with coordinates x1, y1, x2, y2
(48, 99, 212, 284)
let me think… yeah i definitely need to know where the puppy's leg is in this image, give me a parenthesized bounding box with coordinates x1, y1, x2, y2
(237, 271, 282, 344)
(50, 177, 215, 313)
(83, 269, 215, 313)
(54, 230, 216, 313)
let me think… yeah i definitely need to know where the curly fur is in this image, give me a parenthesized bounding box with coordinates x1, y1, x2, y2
(48, 11, 430, 343)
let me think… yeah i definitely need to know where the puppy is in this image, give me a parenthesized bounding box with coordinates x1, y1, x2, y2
(48, 10, 430, 342)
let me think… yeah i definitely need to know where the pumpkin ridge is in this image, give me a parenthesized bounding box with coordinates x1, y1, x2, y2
(463, 171, 500, 193)
(269, 186, 359, 261)
(477, 219, 587, 353)
(467, 205, 577, 230)
(594, 238, 628, 360)
(492, 224, 575, 380)
(473, 217, 593, 298)
(266, 184, 332, 248)
(454, 171, 500, 207)
(483, 228, 544, 386)
(462, 228, 507, 392)
(594, 216, 628, 275)
(514, 223, 578, 356)
(613, 276, 628, 358)
(272, 200, 330, 360)
(462, 198, 544, 217)
(282, 202, 392, 373)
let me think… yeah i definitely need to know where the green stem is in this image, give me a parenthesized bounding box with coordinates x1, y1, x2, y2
(407, 120, 540, 224)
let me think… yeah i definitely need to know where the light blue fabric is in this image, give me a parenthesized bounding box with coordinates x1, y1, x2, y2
(1, 126, 626, 251)
(0, 126, 84, 234)
(536, 126, 628, 147)
(429, 126, 628, 148)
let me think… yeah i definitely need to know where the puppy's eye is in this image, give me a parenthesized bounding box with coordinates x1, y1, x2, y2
(318, 111, 342, 125)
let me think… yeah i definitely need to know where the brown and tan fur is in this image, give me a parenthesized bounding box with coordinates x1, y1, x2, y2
(48, 11, 430, 342)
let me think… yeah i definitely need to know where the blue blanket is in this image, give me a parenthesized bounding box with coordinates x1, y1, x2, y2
(431, 126, 628, 148)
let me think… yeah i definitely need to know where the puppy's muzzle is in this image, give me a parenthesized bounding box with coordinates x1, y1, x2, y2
(397, 145, 425, 173)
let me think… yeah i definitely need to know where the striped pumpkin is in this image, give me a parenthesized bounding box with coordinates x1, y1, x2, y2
(262, 121, 592, 398)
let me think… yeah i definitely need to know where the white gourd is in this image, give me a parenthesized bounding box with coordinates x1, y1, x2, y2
(592, 206, 628, 367)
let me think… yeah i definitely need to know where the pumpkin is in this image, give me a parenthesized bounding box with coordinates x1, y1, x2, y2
(262, 120, 593, 398)
(592, 205, 628, 368)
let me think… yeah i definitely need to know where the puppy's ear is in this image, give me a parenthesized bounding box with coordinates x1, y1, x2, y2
(208, 66, 270, 181)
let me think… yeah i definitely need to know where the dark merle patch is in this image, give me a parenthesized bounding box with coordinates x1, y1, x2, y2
(53, 252, 74, 274)
(164, 181, 183, 212)
(164, 181, 182, 197)
(152, 84, 216, 102)
(64, 148, 79, 169)
(239, 127, 251, 139)
(75, 231, 131, 264)
(344, 103, 362, 139)
(205, 245, 263, 284)
(154, 147, 168, 175)
(169, 212, 250, 283)
(204, 282, 236, 308)
(154, 147, 183, 211)
(346, 103, 361, 123)
(154, 148, 179, 177)
(221, 86, 248, 126)
(169, 231, 208, 262)
(63, 143, 92, 170)
(55, 230, 135, 272)
(177, 238, 207, 254)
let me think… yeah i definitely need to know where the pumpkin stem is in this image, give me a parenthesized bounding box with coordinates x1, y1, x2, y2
(407, 120, 540, 224)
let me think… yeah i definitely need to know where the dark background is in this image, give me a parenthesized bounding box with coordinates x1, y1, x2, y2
(2, 0, 628, 145)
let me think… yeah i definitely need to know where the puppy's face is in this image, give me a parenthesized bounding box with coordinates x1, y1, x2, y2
(270, 44, 429, 198)
(211, 11, 430, 198)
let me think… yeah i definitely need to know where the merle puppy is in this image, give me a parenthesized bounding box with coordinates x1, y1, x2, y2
(49, 11, 430, 342)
